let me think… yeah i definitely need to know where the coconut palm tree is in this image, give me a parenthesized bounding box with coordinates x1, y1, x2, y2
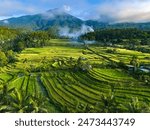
(130, 56, 139, 71)
(8, 89, 49, 113)
(0, 84, 14, 112)
(30, 94, 49, 113)
(100, 92, 118, 113)
(120, 97, 150, 113)
(7, 89, 32, 112)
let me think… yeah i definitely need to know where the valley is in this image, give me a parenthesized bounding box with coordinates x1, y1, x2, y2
(0, 7, 150, 113)
(0, 39, 150, 113)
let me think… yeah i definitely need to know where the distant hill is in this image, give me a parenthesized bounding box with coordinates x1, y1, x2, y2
(85, 20, 109, 29)
(108, 22, 150, 30)
(0, 8, 83, 30)
(1, 8, 150, 31)
(85, 20, 150, 30)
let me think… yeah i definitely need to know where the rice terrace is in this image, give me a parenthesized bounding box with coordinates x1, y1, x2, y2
(0, 37, 150, 113)
(0, 3, 150, 113)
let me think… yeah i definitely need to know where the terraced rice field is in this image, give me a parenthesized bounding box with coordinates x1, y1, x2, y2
(0, 39, 150, 112)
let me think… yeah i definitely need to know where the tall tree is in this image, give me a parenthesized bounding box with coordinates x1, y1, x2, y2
(0, 51, 7, 67)
(130, 56, 139, 71)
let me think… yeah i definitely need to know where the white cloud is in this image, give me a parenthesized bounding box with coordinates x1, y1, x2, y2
(0, 0, 150, 23)
(59, 24, 94, 38)
(87, 0, 150, 23)
(0, 16, 10, 20)
(0, 0, 91, 20)
(41, 5, 71, 19)
(63, 5, 71, 12)
(0, 0, 39, 17)
(3, 20, 9, 24)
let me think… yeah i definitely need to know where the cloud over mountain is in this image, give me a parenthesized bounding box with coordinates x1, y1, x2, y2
(0, 0, 150, 23)
(86, 0, 150, 23)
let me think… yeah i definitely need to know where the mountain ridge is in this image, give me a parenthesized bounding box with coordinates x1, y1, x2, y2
(0, 8, 83, 30)
(1, 8, 150, 30)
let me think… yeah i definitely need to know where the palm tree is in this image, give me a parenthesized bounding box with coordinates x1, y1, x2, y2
(0, 84, 14, 112)
(100, 92, 118, 113)
(68, 57, 75, 68)
(120, 97, 150, 113)
(8, 89, 49, 113)
(0, 78, 49, 113)
(30, 94, 49, 113)
(7, 89, 32, 112)
(130, 56, 139, 71)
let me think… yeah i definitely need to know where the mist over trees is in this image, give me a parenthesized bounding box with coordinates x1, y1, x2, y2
(81, 28, 150, 45)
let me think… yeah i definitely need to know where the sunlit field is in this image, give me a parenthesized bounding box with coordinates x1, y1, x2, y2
(1, 39, 150, 113)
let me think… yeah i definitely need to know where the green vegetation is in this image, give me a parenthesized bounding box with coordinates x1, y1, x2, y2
(0, 27, 150, 113)
(80, 28, 150, 53)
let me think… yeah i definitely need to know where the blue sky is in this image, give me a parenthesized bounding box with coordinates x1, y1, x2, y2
(0, 0, 150, 23)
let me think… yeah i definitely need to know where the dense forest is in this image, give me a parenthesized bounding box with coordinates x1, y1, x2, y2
(80, 28, 150, 53)
(0, 26, 59, 67)
(81, 28, 150, 45)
